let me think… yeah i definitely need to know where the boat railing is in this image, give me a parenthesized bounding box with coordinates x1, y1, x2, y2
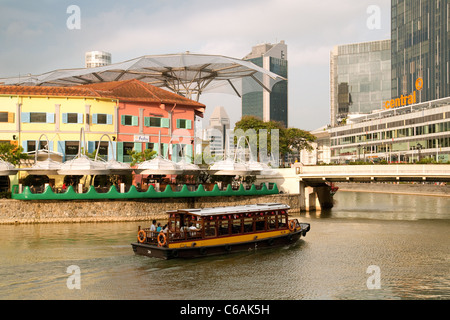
(139, 228, 202, 245)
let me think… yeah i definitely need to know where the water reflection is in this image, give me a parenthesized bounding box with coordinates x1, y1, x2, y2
(0, 192, 449, 300)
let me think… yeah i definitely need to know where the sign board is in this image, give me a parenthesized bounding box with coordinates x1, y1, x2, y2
(134, 135, 149, 143)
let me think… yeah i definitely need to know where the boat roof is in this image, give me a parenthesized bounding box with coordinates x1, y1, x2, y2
(168, 203, 290, 217)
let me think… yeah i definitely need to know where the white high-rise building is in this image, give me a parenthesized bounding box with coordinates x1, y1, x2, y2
(85, 51, 111, 68)
(206, 106, 233, 158)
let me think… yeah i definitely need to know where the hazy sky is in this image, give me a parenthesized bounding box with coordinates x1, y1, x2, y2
(0, 0, 391, 131)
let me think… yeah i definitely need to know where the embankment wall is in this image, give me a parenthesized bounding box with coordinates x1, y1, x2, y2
(0, 194, 301, 225)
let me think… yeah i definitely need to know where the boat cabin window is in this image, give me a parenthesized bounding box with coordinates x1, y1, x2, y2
(164, 208, 289, 243)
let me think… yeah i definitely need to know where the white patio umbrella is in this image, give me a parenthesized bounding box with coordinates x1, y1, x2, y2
(0, 159, 18, 176)
(94, 134, 132, 175)
(20, 134, 62, 175)
(134, 132, 182, 175)
(57, 129, 110, 176)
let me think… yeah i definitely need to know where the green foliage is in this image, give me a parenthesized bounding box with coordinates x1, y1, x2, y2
(0, 143, 29, 165)
(233, 115, 316, 157)
(127, 149, 157, 166)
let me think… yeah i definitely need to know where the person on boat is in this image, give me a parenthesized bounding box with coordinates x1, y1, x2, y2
(150, 220, 157, 236)
(156, 223, 162, 233)
(188, 223, 201, 237)
(162, 224, 169, 234)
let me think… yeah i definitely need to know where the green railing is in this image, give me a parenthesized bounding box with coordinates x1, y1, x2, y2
(11, 183, 279, 201)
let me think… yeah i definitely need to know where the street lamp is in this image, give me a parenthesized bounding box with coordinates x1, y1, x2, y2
(416, 143, 423, 162)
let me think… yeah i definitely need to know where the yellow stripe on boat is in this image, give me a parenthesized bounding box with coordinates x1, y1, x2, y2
(168, 229, 291, 249)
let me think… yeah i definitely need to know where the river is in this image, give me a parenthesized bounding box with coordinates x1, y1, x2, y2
(0, 191, 449, 301)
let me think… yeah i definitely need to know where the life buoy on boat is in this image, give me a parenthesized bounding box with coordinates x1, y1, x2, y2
(137, 230, 146, 243)
(157, 232, 167, 247)
(288, 220, 297, 231)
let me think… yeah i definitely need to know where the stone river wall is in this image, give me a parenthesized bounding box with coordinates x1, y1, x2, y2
(0, 194, 301, 225)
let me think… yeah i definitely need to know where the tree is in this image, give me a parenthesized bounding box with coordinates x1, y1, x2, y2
(233, 116, 315, 165)
(127, 149, 157, 166)
(0, 143, 29, 165)
(285, 128, 316, 161)
(234, 116, 287, 162)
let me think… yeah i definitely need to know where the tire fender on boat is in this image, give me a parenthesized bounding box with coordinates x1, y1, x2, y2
(137, 230, 147, 243)
(288, 220, 296, 231)
(157, 232, 167, 247)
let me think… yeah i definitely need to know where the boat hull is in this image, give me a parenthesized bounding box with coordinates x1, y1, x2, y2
(131, 226, 309, 260)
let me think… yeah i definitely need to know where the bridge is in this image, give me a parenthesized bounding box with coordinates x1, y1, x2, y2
(257, 164, 450, 212)
(295, 164, 450, 184)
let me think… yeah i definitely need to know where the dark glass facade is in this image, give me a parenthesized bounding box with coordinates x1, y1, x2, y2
(391, 0, 450, 102)
(242, 54, 288, 127)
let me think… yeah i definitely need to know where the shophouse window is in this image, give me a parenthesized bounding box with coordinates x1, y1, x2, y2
(150, 117, 161, 127)
(176, 119, 192, 129)
(30, 113, 48, 123)
(0, 112, 8, 122)
(27, 141, 36, 153)
(95, 141, 109, 160)
(97, 114, 107, 124)
(123, 142, 134, 163)
(63, 113, 83, 124)
(121, 115, 138, 126)
(65, 141, 79, 160)
(92, 113, 112, 125)
(144, 117, 169, 128)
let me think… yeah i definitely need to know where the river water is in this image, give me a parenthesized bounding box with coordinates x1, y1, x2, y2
(0, 191, 449, 300)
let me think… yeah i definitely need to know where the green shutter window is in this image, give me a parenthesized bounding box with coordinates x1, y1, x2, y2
(144, 117, 150, 127)
(172, 144, 178, 162)
(163, 143, 168, 158)
(92, 114, 98, 124)
(161, 118, 170, 128)
(62, 113, 68, 124)
(153, 143, 160, 155)
(107, 114, 113, 125)
(186, 144, 193, 163)
(132, 116, 139, 126)
(117, 142, 124, 162)
(134, 143, 142, 152)
(121, 115, 126, 125)
(186, 120, 192, 129)
(176, 119, 181, 129)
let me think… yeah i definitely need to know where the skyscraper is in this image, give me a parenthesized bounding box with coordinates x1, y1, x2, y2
(206, 106, 233, 158)
(85, 51, 112, 68)
(330, 40, 392, 127)
(242, 41, 288, 127)
(391, 0, 450, 102)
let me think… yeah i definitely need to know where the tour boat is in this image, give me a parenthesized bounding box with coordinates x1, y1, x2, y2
(131, 203, 310, 259)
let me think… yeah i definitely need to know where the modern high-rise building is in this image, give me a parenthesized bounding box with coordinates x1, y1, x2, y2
(206, 106, 233, 158)
(85, 51, 112, 68)
(391, 0, 450, 103)
(330, 40, 392, 127)
(242, 41, 288, 127)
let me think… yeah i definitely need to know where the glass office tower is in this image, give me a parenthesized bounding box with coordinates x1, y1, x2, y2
(242, 41, 288, 128)
(330, 40, 392, 127)
(391, 0, 450, 102)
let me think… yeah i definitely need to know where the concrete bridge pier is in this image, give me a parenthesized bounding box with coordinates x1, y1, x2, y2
(299, 181, 333, 212)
